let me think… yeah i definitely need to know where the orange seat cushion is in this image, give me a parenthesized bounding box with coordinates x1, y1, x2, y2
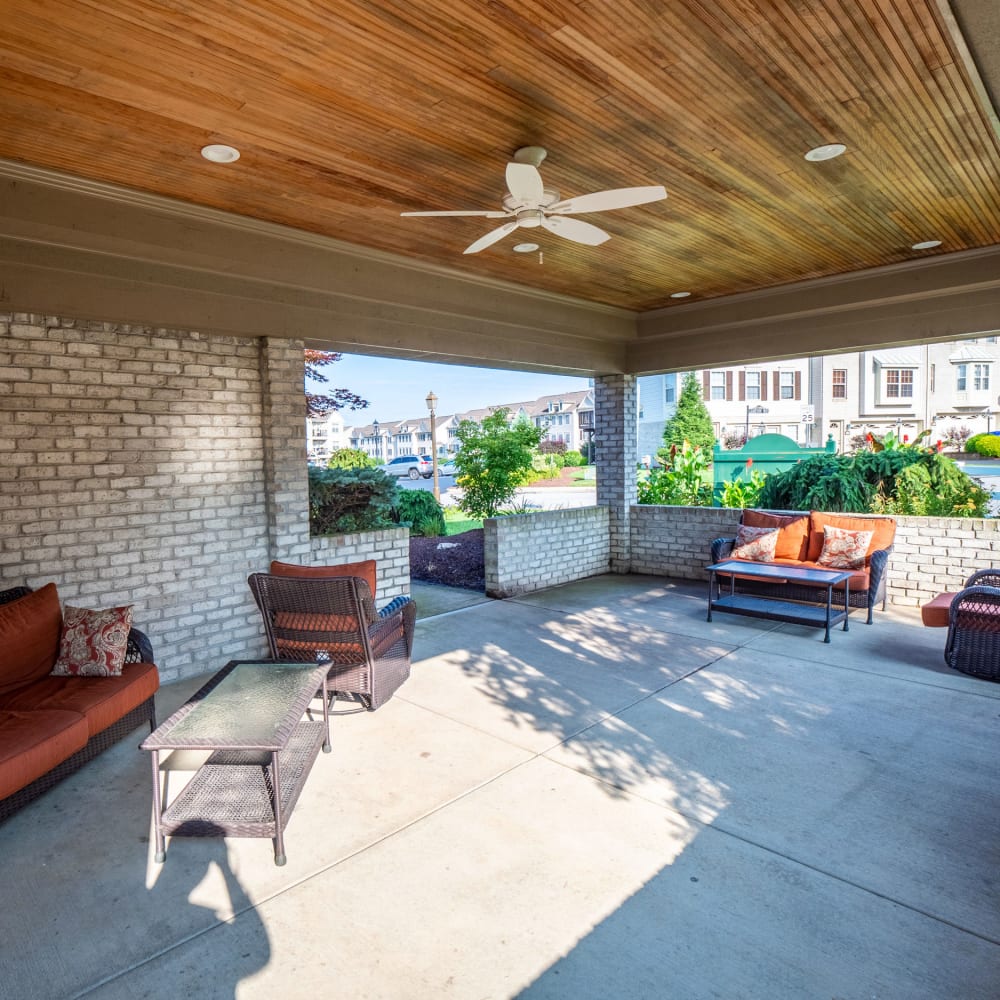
(0, 662, 159, 738)
(921, 591, 956, 628)
(0, 584, 63, 696)
(742, 510, 810, 561)
(807, 512, 895, 563)
(0, 709, 89, 800)
(270, 559, 377, 600)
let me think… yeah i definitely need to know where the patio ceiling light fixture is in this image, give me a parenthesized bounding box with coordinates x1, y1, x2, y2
(670, 291, 692, 299)
(804, 143, 847, 162)
(200, 143, 241, 163)
(911, 239, 942, 250)
(513, 243, 539, 253)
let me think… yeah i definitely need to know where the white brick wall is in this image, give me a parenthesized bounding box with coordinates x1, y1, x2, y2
(310, 527, 410, 604)
(595, 375, 638, 573)
(0, 314, 411, 682)
(485, 506, 610, 597)
(630, 504, 1000, 608)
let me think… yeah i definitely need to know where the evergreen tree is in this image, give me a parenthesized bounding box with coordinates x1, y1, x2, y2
(658, 372, 715, 460)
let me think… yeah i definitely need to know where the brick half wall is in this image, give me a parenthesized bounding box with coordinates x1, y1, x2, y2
(310, 527, 410, 605)
(485, 506, 610, 598)
(630, 504, 1000, 609)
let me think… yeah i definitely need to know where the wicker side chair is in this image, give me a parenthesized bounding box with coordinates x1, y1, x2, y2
(247, 573, 415, 711)
(944, 569, 1000, 682)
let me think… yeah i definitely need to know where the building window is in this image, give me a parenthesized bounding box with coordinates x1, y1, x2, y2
(885, 368, 914, 398)
(956, 364, 966, 391)
(780, 371, 795, 399)
(710, 371, 726, 400)
(745, 371, 761, 400)
(832, 369, 847, 399)
(664, 383, 675, 404)
(974, 363, 991, 391)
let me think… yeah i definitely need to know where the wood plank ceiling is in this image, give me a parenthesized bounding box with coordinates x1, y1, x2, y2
(1, 0, 998, 312)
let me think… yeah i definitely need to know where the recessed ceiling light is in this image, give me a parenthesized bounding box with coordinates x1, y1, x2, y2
(804, 143, 847, 162)
(513, 243, 539, 253)
(670, 291, 692, 299)
(911, 239, 942, 250)
(200, 144, 240, 163)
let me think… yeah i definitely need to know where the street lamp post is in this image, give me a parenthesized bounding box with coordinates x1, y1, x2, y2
(372, 418, 381, 462)
(745, 405, 769, 442)
(425, 391, 440, 501)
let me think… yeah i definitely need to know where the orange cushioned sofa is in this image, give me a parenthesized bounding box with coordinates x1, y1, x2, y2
(0, 584, 159, 821)
(711, 509, 896, 624)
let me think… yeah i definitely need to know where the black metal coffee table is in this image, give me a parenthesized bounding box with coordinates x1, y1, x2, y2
(142, 660, 331, 866)
(707, 560, 852, 642)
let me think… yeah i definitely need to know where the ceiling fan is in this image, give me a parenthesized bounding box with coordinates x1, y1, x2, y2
(401, 146, 667, 254)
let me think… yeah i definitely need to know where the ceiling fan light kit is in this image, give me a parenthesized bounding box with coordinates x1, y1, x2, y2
(401, 146, 667, 255)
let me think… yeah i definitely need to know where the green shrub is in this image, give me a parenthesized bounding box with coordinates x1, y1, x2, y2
(308, 466, 397, 535)
(392, 489, 446, 537)
(637, 441, 712, 506)
(326, 447, 377, 469)
(562, 450, 585, 467)
(965, 435, 985, 453)
(967, 434, 1000, 457)
(718, 462, 767, 509)
(758, 448, 988, 517)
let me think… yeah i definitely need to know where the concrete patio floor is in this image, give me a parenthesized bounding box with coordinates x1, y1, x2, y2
(1, 575, 997, 999)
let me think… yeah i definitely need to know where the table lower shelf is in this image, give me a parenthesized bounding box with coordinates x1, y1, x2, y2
(159, 722, 325, 840)
(710, 593, 848, 631)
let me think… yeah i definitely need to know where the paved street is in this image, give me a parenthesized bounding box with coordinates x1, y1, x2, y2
(397, 475, 597, 512)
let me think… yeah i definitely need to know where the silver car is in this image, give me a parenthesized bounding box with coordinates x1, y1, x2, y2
(379, 454, 433, 480)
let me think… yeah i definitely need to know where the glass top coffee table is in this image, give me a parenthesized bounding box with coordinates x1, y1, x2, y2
(707, 560, 853, 643)
(141, 660, 331, 866)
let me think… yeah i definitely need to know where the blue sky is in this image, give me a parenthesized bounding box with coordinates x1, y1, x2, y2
(311, 353, 591, 423)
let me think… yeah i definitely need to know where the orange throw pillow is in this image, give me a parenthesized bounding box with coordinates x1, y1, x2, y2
(0, 583, 63, 696)
(741, 510, 810, 561)
(807, 513, 895, 562)
(269, 559, 377, 599)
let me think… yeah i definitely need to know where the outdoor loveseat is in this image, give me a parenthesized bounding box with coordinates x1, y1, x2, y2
(711, 509, 895, 624)
(0, 583, 159, 821)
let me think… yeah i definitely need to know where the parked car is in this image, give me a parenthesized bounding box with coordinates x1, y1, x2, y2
(379, 454, 433, 480)
(438, 459, 458, 477)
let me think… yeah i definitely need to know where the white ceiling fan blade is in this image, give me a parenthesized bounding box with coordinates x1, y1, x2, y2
(401, 210, 511, 217)
(463, 221, 519, 254)
(505, 162, 545, 208)
(548, 185, 667, 215)
(541, 215, 610, 246)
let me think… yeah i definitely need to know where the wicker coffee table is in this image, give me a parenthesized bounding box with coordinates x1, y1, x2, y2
(141, 659, 331, 866)
(707, 560, 852, 643)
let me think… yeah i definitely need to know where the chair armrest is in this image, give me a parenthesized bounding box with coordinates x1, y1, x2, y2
(711, 537, 735, 563)
(125, 627, 155, 664)
(0, 585, 31, 607)
(372, 595, 416, 657)
(867, 546, 892, 598)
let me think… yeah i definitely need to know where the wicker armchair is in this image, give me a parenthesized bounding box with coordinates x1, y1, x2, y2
(944, 569, 1000, 681)
(247, 573, 415, 711)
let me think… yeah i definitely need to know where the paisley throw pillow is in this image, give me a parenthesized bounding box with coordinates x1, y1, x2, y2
(816, 526, 873, 570)
(732, 524, 779, 562)
(51, 604, 133, 677)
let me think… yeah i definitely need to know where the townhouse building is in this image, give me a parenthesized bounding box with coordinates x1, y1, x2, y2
(639, 335, 1000, 457)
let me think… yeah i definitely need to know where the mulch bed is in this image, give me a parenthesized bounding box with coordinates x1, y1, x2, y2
(410, 529, 485, 591)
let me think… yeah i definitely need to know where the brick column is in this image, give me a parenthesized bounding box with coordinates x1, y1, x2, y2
(595, 374, 638, 573)
(259, 337, 311, 562)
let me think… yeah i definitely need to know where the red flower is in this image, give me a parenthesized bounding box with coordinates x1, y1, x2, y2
(745, 458, 753, 468)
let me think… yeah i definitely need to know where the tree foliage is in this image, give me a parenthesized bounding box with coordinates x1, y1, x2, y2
(305, 350, 369, 418)
(307, 466, 397, 535)
(326, 447, 377, 469)
(659, 373, 715, 458)
(453, 408, 544, 518)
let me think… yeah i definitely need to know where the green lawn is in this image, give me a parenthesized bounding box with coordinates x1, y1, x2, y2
(443, 509, 482, 535)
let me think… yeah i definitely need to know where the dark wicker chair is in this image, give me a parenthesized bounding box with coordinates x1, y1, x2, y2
(944, 569, 1000, 681)
(248, 573, 415, 711)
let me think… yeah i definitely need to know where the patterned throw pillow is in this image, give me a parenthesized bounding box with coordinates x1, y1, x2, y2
(732, 524, 779, 562)
(51, 605, 133, 677)
(816, 526, 873, 570)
